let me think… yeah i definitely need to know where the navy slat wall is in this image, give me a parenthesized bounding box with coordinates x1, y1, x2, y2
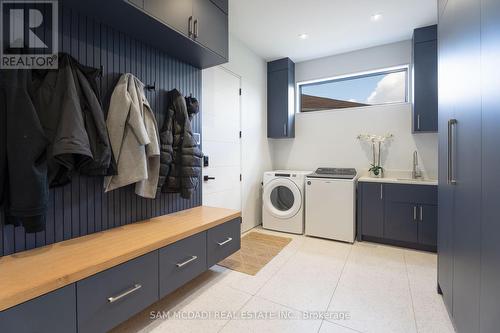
(0, 5, 202, 256)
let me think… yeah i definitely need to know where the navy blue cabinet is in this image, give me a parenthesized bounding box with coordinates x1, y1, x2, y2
(207, 218, 241, 266)
(412, 25, 438, 132)
(63, 0, 228, 69)
(449, 1, 481, 332)
(418, 204, 438, 247)
(0, 285, 77, 333)
(437, 0, 500, 332)
(193, 0, 229, 59)
(358, 182, 437, 251)
(267, 58, 295, 138)
(210, 0, 228, 13)
(384, 202, 419, 243)
(437, 0, 456, 315)
(479, 0, 500, 332)
(143, 0, 193, 36)
(159, 232, 208, 298)
(77, 252, 160, 333)
(357, 182, 384, 239)
(437, 0, 482, 332)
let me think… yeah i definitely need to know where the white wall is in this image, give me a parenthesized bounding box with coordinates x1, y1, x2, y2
(203, 35, 272, 231)
(271, 41, 438, 178)
(295, 40, 413, 83)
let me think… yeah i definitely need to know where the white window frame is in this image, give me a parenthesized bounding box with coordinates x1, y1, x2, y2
(296, 65, 410, 113)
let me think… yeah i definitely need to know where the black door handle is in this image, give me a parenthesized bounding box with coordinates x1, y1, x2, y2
(204, 176, 215, 181)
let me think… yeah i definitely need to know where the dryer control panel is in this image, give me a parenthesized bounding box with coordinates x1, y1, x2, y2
(309, 168, 357, 179)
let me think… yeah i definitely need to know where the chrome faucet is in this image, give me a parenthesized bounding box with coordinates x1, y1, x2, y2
(412, 150, 422, 179)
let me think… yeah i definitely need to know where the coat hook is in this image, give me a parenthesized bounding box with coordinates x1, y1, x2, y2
(98, 65, 103, 77)
(145, 81, 156, 91)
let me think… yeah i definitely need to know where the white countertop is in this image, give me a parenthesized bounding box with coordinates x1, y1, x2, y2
(357, 170, 438, 186)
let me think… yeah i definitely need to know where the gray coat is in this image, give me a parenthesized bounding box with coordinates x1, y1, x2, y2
(104, 74, 160, 199)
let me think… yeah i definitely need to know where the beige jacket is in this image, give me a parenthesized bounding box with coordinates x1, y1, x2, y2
(104, 73, 160, 198)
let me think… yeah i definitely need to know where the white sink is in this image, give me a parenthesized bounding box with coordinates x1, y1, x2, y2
(358, 171, 438, 186)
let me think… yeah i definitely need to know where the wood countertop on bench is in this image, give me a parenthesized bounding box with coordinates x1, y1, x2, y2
(0, 206, 241, 312)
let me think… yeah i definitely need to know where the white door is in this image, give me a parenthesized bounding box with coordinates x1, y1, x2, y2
(202, 67, 241, 211)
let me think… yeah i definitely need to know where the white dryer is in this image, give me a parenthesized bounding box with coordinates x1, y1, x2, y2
(262, 170, 311, 234)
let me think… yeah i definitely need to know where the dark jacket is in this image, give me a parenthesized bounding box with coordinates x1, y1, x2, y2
(0, 70, 49, 233)
(31, 53, 113, 187)
(157, 90, 202, 199)
(0, 84, 5, 209)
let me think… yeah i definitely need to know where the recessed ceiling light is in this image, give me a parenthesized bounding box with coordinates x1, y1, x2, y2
(298, 33, 309, 40)
(371, 13, 383, 22)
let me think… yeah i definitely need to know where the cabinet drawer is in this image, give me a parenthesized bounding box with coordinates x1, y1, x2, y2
(207, 218, 241, 267)
(0, 285, 76, 333)
(77, 251, 159, 333)
(384, 184, 437, 205)
(159, 231, 207, 298)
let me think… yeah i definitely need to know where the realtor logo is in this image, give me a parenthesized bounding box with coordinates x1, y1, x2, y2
(1, 0, 58, 69)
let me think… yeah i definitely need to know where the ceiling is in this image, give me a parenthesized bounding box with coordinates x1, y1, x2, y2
(229, 0, 438, 62)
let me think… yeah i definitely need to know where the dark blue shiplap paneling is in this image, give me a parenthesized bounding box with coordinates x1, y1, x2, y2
(0, 5, 202, 256)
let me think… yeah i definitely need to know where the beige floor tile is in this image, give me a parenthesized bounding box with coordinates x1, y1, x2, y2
(256, 246, 349, 312)
(350, 242, 409, 276)
(327, 243, 417, 333)
(404, 249, 438, 289)
(404, 251, 456, 333)
(319, 320, 361, 333)
(300, 236, 353, 259)
(151, 282, 252, 333)
(220, 296, 322, 333)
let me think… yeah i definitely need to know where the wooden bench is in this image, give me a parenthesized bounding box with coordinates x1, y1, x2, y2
(0, 206, 241, 333)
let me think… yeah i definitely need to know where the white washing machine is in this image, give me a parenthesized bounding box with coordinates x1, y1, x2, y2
(305, 168, 358, 243)
(262, 170, 311, 234)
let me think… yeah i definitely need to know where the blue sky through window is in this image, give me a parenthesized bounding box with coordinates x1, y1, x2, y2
(300, 70, 407, 106)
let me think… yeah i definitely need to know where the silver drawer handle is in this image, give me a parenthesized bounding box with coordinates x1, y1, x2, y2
(107, 284, 142, 303)
(217, 237, 233, 246)
(176, 255, 198, 268)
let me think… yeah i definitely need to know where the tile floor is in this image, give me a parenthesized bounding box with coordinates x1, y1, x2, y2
(112, 227, 455, 333)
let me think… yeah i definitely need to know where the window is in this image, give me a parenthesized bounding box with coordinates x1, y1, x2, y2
(298, 67, 408, 112)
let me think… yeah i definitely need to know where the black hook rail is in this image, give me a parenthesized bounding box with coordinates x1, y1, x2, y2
(145, 82, 156, 91)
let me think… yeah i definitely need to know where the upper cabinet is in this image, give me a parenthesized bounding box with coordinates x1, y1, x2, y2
(63, 0, 228, 69)
(143, 0, 228, 59)
(412, 25, 438, 133)
(143, 0, 193, 36)
(192, 0, 229, 59)
(267, 58, 295, 138)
